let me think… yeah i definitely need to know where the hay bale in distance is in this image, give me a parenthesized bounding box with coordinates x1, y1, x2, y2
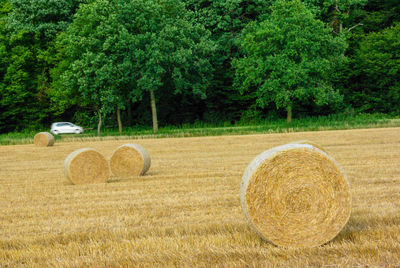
(33, 132, 54, 147)
(110, 143, 151, 178)
(64, 148, 109, 185)
(240, 143, 351, 248)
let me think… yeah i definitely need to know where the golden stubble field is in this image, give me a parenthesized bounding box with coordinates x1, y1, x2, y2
(0, 128, 399, 267)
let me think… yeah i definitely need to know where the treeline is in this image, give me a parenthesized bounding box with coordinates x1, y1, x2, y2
(0, 0, 399, 134)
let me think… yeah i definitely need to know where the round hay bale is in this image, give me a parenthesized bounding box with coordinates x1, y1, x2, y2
(240, 144, 351, 248)
(33, 132, 54, 147)
(289, 140, 327, 153)
(110, 143, 151, 178)
(64, 148, 109, 185)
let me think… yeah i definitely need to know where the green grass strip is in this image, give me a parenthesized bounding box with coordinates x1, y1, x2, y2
(1, 113, 399, 145)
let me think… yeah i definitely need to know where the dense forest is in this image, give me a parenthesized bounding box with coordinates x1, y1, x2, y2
(0, 0, 399, 134)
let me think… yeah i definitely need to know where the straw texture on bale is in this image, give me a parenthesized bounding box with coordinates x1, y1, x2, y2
(110, 143, 151, 178)
(240, 144, 351, 248)
(64, 148, 109, 185)
(33, 132, 54, 147)
(289, 140, 327, 153)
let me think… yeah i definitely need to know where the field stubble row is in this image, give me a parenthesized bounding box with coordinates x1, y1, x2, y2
(0, 127, 399, 266)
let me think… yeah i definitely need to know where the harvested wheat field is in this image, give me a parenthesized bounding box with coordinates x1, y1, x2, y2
(0, 127, 399, 266)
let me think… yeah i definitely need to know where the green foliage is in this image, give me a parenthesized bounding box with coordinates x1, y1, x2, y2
(303, 0, 367, 33)
(0, 0, 11, 132)
(52, 0, 214, 130)
(348, 22, 400, 113)
(360, 0, 400, 33)
(0, 0, 88, 133)
(185, 0, 273, 121)
(122, 0, 215, 101)
(0, 0, 399, 133)
(51, 0, 123, 116)
(234, 0, 346, 119)
(7, 0, 88, 41)
(0, 0, 47, 131)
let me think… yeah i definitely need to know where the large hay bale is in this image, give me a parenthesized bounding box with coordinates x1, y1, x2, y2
(64, 148, 109, 185)
(240, 143, 351, 248)
(110, 143, 151, 178)
(289, 140, 327, 153)
(33, 132, 54, 147)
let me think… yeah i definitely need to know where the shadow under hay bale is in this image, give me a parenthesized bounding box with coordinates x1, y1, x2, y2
(240, 143, 351, 248)
(34, 132, 54, 147)
(64, 148, 109, 185)
(110, 143, 151, 178)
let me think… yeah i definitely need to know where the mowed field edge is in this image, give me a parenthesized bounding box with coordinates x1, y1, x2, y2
(0, 127, 399, 266)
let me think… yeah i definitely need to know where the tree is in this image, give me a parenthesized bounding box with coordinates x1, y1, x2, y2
(346, 22, 400, 113)
(7, 0, 88, 41)
(338, 0, 400, 113)
(0, 31, 47, 132)
(52, 0, 214, 134)
(124, 0, 214, 132)
(51, 0, 130, 136)
(131, 1, 214, 132)
(0, 0, 88, 132)
(185, 0, 273, 122)
(0, 0, 48, 132)
(234, 0, 346, 123)
(0, 0, 11, 132)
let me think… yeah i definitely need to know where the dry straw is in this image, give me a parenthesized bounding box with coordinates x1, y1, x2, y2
(289, 140, 327, 153)
(64, 148, 109, 185)
(33, 132, 54, 147)
(110, 143, 151, 178)
(240, 143, 351, 248)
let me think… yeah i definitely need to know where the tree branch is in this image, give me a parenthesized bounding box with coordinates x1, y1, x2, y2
(347, 23, 363, 32)
(335, 0, 341, 13)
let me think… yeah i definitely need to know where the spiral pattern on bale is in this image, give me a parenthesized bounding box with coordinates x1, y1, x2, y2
(33, 132, 54, 147)
(110, 144, 151, 178)
(64, 148, 109, 185)
(240, 143, 351, 248)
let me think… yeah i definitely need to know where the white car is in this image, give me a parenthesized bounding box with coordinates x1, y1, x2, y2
(51, 122, 84, 135)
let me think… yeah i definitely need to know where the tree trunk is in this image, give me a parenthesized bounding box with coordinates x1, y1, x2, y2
(117, 106, 122, 134)
(97, 111, 102, 137)
(286, 105, 292, 124)
(150, 89, 158, 133)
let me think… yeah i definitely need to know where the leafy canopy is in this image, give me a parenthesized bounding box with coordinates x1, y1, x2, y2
(234, 0, 346, 114)
(350, 22, 400, 113)
(7, 0, 88, 41)
(52, 0, 214, 118)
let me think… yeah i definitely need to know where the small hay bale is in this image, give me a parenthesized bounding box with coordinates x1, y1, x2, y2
(64, 148, 109, 185)
(240, 143, 351, 248)
(110, 143, 151, 178)
(289, 140, 327, 153)
(33, 132, 54, 147)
